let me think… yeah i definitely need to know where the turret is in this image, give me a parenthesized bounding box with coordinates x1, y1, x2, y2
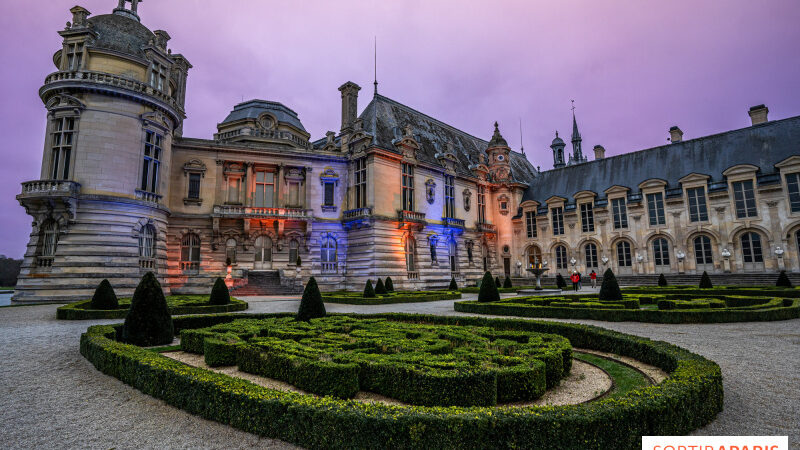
(551, 131, 566, 168)
(486, 122, 512, 181)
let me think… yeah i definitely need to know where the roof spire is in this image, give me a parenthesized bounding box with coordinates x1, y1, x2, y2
(373, 36, 378, 97)
(519, 117, 524, 155)
(571, 99, 580, 141)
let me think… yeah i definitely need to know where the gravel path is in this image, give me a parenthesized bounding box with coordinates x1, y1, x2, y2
(1, 293, 798, 448)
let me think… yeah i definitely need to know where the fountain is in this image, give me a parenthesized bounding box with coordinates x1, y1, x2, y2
(518, 259, 562, 295)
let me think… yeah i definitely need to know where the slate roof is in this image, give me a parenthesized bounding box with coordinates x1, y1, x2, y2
(522, 115, 800, 205)
(88, 13, 155, 60)
(358, 94, 538, 183)
(220, 100, 307, 132)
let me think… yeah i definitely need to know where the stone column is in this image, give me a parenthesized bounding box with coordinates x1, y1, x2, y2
(275, 164, 283, 207)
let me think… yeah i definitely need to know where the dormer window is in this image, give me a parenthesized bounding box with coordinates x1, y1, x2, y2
(149, 62, 168, 92)
(65, 42, 84, 71)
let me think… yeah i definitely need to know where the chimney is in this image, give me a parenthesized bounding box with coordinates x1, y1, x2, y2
(669, 126, 683, 143)
(153, 30, 171, 50)
(593, 145, 605, 160)
(748, 104, 769, 125)
(338, 81, 361, 133)
(69, 6, 91, 28)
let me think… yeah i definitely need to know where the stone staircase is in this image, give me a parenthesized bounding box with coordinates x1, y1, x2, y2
(230, 270, 303, 296)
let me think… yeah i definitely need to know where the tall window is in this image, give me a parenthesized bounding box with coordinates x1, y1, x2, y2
(444, 175, 455, 218)
(323, 181, 335, 207)
(694, 236, 713, 265)
(647, 193, 666, 226)
(555, 245, 567, 269)
(611, 198, 628, 229)
(225, 238, 237, 264)
(580, 203, 594, 233)
(289, 239, 299, 265)
(321, 235, 337, 273)
(653, 238, 670, 266)
(140, 131, 162, 193)
(149, 62, 168, 92)
(254, 171, 275, 207)
(65, 42, 84, 71)
(287, 181, 301, 207)
(180, 233, 200, 272)
(227, 177, 240, 204)
(38, 220, 59, 267)
(785, 173, 800, 213)
(732, 180, 757, 218)
(449, 240, 458, 273)
(585, 243, 598, 268)
(50, 117, 76, 180)
(525, 211, 537, 238)
(477, 185, 486, 223)
(138, 225, 156, 269)
(354, 158, 367, 209)
(551, 207, 564, 236)
(405, 237, 416, 273)
(617, 241, 632, 267)
(740, 232, 763, 263)
(187, 173, 201, 200)
(401, 163, 414, 211)
(686, 187, 708, 222)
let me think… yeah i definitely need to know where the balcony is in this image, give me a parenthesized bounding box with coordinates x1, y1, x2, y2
(214, 128, 311, 149)
(476, 222, 497, 234)
(135, 189, 163, 204)
(442, 217, 465, 228)
(213, 205, 313, 220)
(398, 210, 427, 226)
(19, 180, 81, 198)
(343, 207, 372, 221)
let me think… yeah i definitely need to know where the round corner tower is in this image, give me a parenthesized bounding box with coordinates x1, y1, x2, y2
(14, 0, 192, 303)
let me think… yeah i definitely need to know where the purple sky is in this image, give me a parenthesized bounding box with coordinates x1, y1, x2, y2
(1, 0, 799, 258)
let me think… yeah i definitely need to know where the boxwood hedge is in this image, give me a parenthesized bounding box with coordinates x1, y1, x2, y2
(57, 295, 248, 320)
(321, 291, 461, 305)
(80, 312, 723, 449)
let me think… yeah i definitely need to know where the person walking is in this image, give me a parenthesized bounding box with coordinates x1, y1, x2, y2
(577, 272, 582, 290)
(590, 270, 597, 288)
(570, 271, 579, 291)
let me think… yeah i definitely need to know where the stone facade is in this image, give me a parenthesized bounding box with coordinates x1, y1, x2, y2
(12, 2, 800, 303)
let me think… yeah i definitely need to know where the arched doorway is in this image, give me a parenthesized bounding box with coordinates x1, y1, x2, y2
(652, 238, 671, 272)
(693, 235, 713, 273)
(254, 236, 273, 269)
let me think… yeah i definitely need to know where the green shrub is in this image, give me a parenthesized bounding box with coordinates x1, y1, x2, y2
(776, 270, 792, 288)
(555, 273, 567, 289)
(658, 273, 667, 287)
(204, 335, 241, 367)
(121, 272, 174, 346)
(375, 278, 387, 294)
(58, 296, 248, 320)
(478, 271, 500, 303)
(90, 279, 118, 310)
(599, 268, 623, 301)
(699, 271, 713, 289)
(448, 277, 458, 290)
(495, 276, 502, 288)
(209, 277, 231, 305)
(503, 276, 512, 288)
(363, 279, 376, 298)
(297, 277, 326, 321)
(385, 276, 394, 291)
(322, 291, 461, 305)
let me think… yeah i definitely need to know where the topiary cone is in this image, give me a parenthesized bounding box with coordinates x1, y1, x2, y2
(598, 268, 622, 301)
(363, 279, 376, 298)
(478, 271, 500, 303)
(495, 276, 502, 288)
(699, 271, 713, 289)
(122, 272, 174, 346)
(385, 277, 394, 292)
(776, 270, 792, 288)
(503, 276, 512, 288)
(296, 276, 326, 321)
(90, 279, 119, 310)
(448, 277, 458, 291)
(375, 278, 387, 294)
(209, 277, 231, 305)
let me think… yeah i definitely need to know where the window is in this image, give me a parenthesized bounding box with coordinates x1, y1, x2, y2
(225, 238, 237, 264)
(585, 243, 598, 268)
(227, 177, 240, 204)
(401, 163, 414, 211)
(287, 181, 301, 207)
(580, 203, 594, 233)
(254, 171, 275, 208)
(140, 131, 162, 193)
(686, 187, 708, 222)
(180, 233, 200, 272)
(653, 238, 670, 266)
(477, 186, 487, 223)
(499, 200, 508, 212)
(694, 236, 713, 265)
(187, 173, 201, 200)
(449, 240, 457, 273)
(37, 220, 59, 267)
(617, 241, 632, 267)
(405, 237, 416, 273)
(138, 225, 156, 270)
(611, 198, 628, 229)
(149, 62, 168, 92)
(65, 42, 84, 71)
(50, 117, 76, 180)
(321, 235, 337, 273)
(646, 193, 666, 226)
(323, 181, 335, 207)
(354, 158, 367, 209)
(741, 232, 763, 263)
(525, 211, 537, 238)
(444, 175, 455, 218)
(732, 180, 757, 218)
(289, 239, 299, 265)
(785, 173, 800, 213)
(555, 245, 567, 269)
(551, 207, 564, 236)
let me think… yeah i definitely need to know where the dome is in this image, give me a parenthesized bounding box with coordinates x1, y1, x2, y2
(488, 122, 508, 147)
(551, 132, 565, 147)
(88, 13, 155, 60)
(220, 100, 307, 132)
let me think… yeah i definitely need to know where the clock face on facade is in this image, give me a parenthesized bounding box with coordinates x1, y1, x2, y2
(497, 154, 505, 161)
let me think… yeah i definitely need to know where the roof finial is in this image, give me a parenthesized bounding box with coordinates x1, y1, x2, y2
(373, 36, 378, 97)
(519, 117, 524, 155)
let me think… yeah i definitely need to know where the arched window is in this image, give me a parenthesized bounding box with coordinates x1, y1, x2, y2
(555, 245, 567, 269)
(653, 238, 670, 267)
(289, 239, 299, 265)
(617, 241, 632, 267)
(180, 233, 200, 272)
(585, 243, 598, 268)
(449, 239, 458, 274)
(38, 220, 59, 267)
(139, 225, 156, 270)
(321, 235, 337, 273)
(741, 232, 763, 266)
(406, 236, 417, 277)
(694, 236, 713, 265)
(527, 245, 542, 268)
(225, 238, 237, 264)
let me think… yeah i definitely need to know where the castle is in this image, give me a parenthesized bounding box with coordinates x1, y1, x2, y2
(13, 1, 800, 302)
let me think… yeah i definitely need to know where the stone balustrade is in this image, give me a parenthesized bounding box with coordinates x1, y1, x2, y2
(442, 217, 466, 228)
(42, 70, 179, 111)
(20, 180, 81, 197)
(398, 210, 426, 224)
(135, 189, 163, 204)
(213, 205, 313, 220)
(343, 207, 372, 220)
(476, 222, 497, 233)
(214, 128, 311, 149)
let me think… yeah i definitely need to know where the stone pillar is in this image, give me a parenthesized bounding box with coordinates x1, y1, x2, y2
(275, 165, 282, 207)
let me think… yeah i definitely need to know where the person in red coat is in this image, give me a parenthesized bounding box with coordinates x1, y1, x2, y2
(590, 270, 597, 288)
(570, 271, 579, 291)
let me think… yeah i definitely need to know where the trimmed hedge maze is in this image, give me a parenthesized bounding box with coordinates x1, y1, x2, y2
(454, 287, 800, 323)
(180, 316, 571, 406)
(321, 290, 461, 305)
(57, 295, 248, 320)
(80, 312, 723, 449)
